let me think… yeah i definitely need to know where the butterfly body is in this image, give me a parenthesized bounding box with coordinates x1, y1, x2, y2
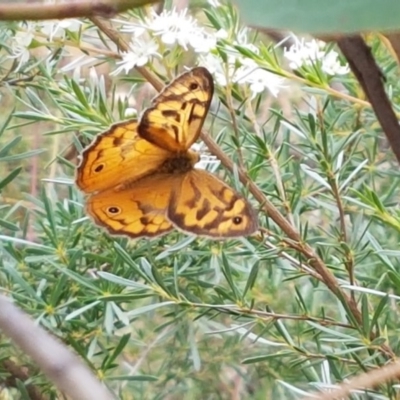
(76, 67, 258, 239)
(158, 150, 199, 174)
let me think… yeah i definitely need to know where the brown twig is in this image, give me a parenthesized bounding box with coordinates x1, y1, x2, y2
(224, 84, 245, 169)
(259, 228, 323, 281)
(304, 360, 400, 400)
(0, 0, 159, 21)
(245, 98, 295, 226)
(327, 163, 356, 292)
(380, 33, 400, 64)
(2, 360, 45, 400)
(199, 304, 354, 329)
(337, 35, 400, 164)
(0, 295, 114, 400)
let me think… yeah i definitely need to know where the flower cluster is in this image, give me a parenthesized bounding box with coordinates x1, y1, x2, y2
(112, 9, 349, 98)
(9, 27, 34, 72)
(201, 52, 285, 98)
(8, 20, 82, 72)
(284, 37, 349, 76)
(7, 6, 349, 99)
(111, 37, 160, 75)
(116, 8, 218, 64)
(115, 8, 286, 98)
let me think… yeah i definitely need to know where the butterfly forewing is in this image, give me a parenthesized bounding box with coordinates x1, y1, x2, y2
(138, 67, 214, 153)
(76, 120, 171, 193)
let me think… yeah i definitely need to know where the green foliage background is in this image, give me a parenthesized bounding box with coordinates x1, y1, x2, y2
(1, 3, 400, 399)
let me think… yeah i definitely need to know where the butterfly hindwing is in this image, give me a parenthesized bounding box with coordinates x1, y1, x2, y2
(86, 174, 177, 238)
(138, 67, 214, 152)
(167, 170, 258, 237)
(76, 120, 171, 193)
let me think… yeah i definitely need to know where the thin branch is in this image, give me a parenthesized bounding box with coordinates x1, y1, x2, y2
(327, 169, 355, 290)
(0, 295, 114, 400)
(197, 304, 355, 329)
(0, 0, 159, 21)
(304, 360, 400, 400)
(2, 360, 45, 400)
(329, 178, 347, 243)
(379, 33, 400, 64)
(245, 97, 296, 226)
(259, 227, 323, 281)
(224, 84, 245, 169)
(337, 35, 400, 164)
(278, 69, 370, 108)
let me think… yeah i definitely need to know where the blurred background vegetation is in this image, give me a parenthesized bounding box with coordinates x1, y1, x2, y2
(1, 1, 400, 399)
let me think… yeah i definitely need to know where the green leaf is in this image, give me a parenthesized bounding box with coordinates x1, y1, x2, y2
(371, 295, 388, 331)
(103, 334, 131, 369)
(125, 301, 175, 318)
(361, 294, 370, 336)
(0, 218, 19, 231)
(0, 148, 46, 162)
(109, 375, 158, 381)
(0, 167, 21, 190)
(0, 136, 22, 158)
(242, 260, 259, 297)
(97, 271, 151, 291)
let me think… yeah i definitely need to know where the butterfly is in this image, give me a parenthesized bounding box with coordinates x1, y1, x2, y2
(75, 67, 258, 239)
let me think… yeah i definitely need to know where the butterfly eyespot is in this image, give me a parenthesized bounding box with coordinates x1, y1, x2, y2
(189, 82, 199, 90)
(107, 206, 121, 215)
(94, 164, 104, 173)
(232, 217, 243, 225)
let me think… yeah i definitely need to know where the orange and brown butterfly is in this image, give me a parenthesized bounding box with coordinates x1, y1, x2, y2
(75, 67, 258, 239)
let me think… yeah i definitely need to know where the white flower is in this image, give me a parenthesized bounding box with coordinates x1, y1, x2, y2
(284, 37, 349, 76)
(40, 19, 82, 41)
(196, 154, 220, 171)
(321, 51, 350, 75)
(235, 27, 252, 45)
(284, 38, 324, 69)
(111, 37, 159, 75)
(124, 108, 137, 118)
(216, 29, 228, 40)
(234, 61, 285, 98)
(201, 54, 285, 97)
(200, 21, 285, 97)
(144, 8, 217, 53)
(118, 21, 146, 38)
(238, 68, 284, 97)
(120, 8, 219, 55)
(189, 32, 217, 54)
(145, 8, 195, 49)
(199, 53, 236, 86)
(9, 24, 34, 71)
(191, 142, 220, 171)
